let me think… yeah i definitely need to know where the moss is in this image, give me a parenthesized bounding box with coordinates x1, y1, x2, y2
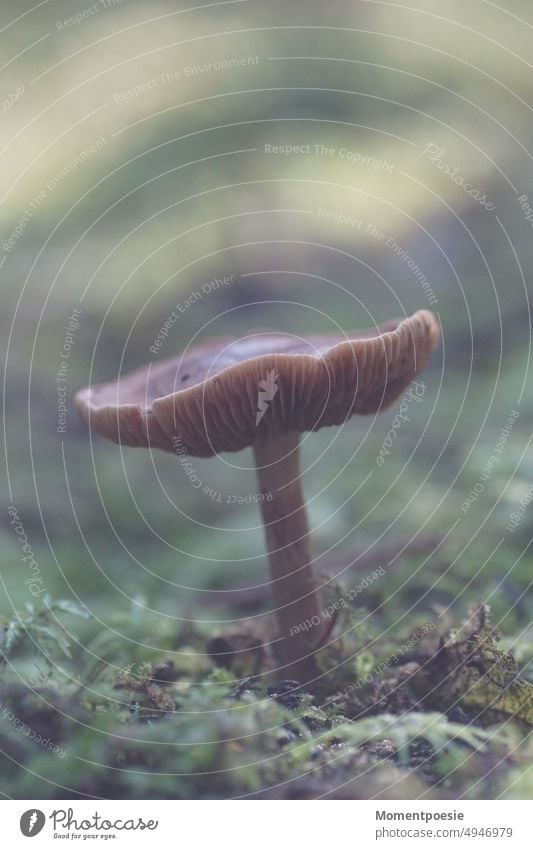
(0, 598, 530, 799)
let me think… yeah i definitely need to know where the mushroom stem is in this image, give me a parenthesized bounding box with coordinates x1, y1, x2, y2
(253, 433, 324, 683)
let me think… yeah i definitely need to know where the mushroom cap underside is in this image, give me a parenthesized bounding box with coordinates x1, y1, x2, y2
(75, 309, 440, 457)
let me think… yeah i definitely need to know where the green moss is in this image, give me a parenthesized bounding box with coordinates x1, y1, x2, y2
(1, 598, 531, 799)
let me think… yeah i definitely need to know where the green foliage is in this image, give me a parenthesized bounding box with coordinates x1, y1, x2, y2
(0, 597, 91, 663)
(335, 712, 507, 768)
(0, 603, 530, 799)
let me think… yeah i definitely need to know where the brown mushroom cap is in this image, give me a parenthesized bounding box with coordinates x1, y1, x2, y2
(75, 309, 440, 458)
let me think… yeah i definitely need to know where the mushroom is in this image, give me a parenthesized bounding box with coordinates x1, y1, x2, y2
(76, 309, 440, 683)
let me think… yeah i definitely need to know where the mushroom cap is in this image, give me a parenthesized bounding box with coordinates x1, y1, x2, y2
(75, 309, 440, 457)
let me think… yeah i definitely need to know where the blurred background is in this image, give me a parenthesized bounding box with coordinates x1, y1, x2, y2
(1, 0, 532, 799)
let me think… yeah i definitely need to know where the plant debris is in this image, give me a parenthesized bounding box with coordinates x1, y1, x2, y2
(0, 599, 530, 799)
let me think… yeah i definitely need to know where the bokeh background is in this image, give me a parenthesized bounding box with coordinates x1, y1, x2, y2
(1, 0, 532, 800)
